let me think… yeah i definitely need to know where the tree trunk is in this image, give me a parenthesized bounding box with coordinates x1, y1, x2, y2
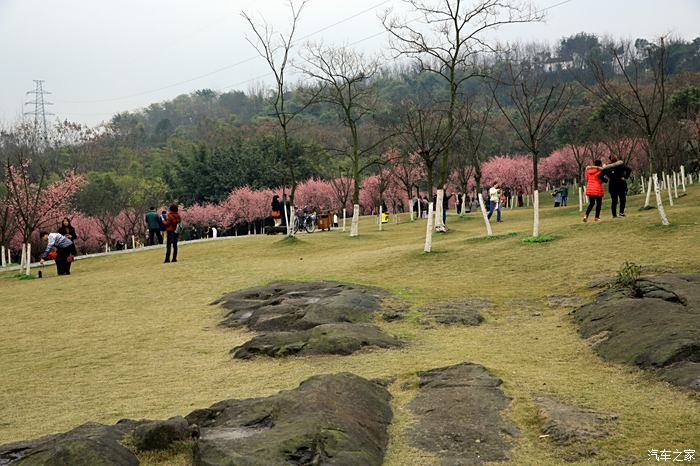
(378, 205, 383, 232)
(477, 193, 493, 237)
(666, 174, 674, 206)
(423, 202, 434, 253)
(652, 174, 670, 225)
(434, 188, 445, 230)
(25, 243, 31, 276)
(342, 208, 346, 232)
(673, 172, 678, 198)
(578, 187, 583, 212)
(532, 190, 540, 237)
(20, 242, 26, 269)
(680, 165, 686, 192)
(350, 204, 360, 237)
(644, 176, 653, 207)
(1, 246, 5, 267)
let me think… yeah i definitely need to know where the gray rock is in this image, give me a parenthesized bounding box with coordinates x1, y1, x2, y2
(571, 274, 700, 390)
(418, 299, 490, 326)
(186, 372, 393, 466)
(0, 421, 142, 466)
(212, 281, 386, 331)
(534, 395, 617, 445)
(407, 362, 518, 465)
(231, 323, 404, 359)
(131, 416, 192, 451)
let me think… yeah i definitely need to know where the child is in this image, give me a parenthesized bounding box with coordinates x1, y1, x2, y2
(584, 160, 606, 222)
(552, 188, 562, 207)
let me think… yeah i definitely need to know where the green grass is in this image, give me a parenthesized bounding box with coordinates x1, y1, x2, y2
(521, 234, 557, 243)
(2, 188, 700, 465)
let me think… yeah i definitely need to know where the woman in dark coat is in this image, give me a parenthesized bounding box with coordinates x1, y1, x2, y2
(57, 217, 78, 255)
(602, 155, 632, 218)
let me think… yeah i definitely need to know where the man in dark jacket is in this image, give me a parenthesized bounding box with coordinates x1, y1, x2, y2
(145, 207, 163, 245)
(603, 156, 632, 218)
(39, 231, 74, 275)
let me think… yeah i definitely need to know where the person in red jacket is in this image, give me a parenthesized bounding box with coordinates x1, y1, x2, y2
(163, 204, 182, 263)
(583, 160, 606, 222)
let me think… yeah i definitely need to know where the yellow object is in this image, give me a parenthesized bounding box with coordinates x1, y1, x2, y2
(381, 212, 389, 223)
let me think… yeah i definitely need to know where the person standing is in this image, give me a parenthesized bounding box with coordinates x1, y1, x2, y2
(584, 160, 606, 222)
(487, 182, 502, 223)
(602, 155, 631, 218)
(57, 217, 78, 255)
(559, 184, 569, 206)
(163, 204, 182, 263)
(455, 192, 463, 215)
(39, 231, 74, 276)
(145, 207, 162, 246)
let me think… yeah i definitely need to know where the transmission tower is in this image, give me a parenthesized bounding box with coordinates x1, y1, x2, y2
(24, 79, 54, 148)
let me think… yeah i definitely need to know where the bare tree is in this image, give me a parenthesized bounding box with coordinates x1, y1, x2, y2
(583, 37, 670, 224)
(383, 0, 542, 229)
(489, 60, 572, 237)
(243, 0, 320, 235)
(299, 44, 391, 237)
(456, 92, 493, 197)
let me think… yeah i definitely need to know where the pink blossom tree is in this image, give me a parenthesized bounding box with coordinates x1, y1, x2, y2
(295, 179, 335, 212)
(385, 149, 423, 220)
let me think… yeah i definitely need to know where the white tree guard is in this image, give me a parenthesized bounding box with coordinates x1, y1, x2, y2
(477, 193, 493, 237)
(653, 174, 670, 226)
(532, 190, 540, 237)
(423, 202, 434, 253)
(350, 204, 360, 237)
(434, 188, 445, 230)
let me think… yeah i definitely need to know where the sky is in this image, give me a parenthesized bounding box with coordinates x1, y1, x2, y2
(0, 0, 698, 127)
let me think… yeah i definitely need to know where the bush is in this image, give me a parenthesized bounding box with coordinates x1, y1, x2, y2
(616, 261, 641, 289)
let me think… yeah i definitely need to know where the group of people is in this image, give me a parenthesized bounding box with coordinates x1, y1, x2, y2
(146, 205, 182, 261)
(584, 155, 631, 222)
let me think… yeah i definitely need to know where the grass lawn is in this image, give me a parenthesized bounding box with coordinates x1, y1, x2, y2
(2, 187, 700, 465)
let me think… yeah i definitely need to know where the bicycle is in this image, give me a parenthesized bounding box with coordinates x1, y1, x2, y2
(293, 209, 317, 234)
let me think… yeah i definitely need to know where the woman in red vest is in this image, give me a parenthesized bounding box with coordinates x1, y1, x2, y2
(584, 160, 606, 222)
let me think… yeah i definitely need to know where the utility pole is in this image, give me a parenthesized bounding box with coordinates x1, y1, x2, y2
(24, 79, 54, 149)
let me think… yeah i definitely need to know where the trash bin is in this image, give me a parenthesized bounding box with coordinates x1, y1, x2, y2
(316, 213, 332, 231)
(381, 212, 389, 223)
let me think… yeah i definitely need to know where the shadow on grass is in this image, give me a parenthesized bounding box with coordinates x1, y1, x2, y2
(276, 235, 306, 246)
(466, 232, 519, 242)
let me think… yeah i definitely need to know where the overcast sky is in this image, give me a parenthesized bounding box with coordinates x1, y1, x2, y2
(1, 0, 698, 127)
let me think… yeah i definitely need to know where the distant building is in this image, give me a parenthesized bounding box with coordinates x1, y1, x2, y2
(543, 57, 575, 73)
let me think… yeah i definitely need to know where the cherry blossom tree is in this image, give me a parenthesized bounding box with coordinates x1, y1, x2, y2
(295, 179, 335, 212)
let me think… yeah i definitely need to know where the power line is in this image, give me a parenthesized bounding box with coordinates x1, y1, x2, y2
(55, 0, 392, 105)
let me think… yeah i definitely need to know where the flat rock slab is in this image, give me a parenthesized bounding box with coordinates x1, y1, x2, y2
(534, 395, 617, 445)
(232, 323, 404, 359)
(571, 274, 700, 390)
(0, 421, 144, 466)
(213, 281, 387, 331)
(186, 372, 393, 466)
(418, 299, 490, 326)
(408, 362, 518, 465)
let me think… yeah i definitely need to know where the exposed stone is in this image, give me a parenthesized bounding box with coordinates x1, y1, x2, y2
(418, 299, 490, 326)
(407, 362, 518, 465)
(231, 323, 404, 359)
(212, 281, 386, 331)
(131, 416, 194, 451)
(547, 295, 584, 309)
(571, 274, 700, 390)
(0, 421, 143, 466)
(186, 372, 392, 466)
(534, 395, 617, 445)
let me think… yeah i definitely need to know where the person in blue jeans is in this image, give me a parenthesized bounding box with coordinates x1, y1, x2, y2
(487, 182, 502, 223)
(163, 204, 181, 263)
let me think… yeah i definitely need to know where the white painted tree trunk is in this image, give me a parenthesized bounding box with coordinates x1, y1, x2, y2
(652, 174, 670, 226)
(644, 176, 653, 208)
(641, 176, 645, 195)
(673, 172, 679, 198)
(434, 188, 445, 230)
(477, 193, 493, 237)
(131, 235, 135, 249)
(25, 243, 31, 276)
(378, 205, 383, 232)
(5, 246, 10, 265)
(532, 190, 540, 237)
(661, 171, 666, 189)
(284, 203, 291, 236)
(1, 246, 5, 267)
(666, 174, 674, 206)
(418, 199, 422, 219)
(20, 243, 26, 269)
(578, 187, 583, 212)
(423, 202, 434, 253)
(342, 209, 346, 232)
(409, 197, 415, 221)
(350, 204, 360, 237)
